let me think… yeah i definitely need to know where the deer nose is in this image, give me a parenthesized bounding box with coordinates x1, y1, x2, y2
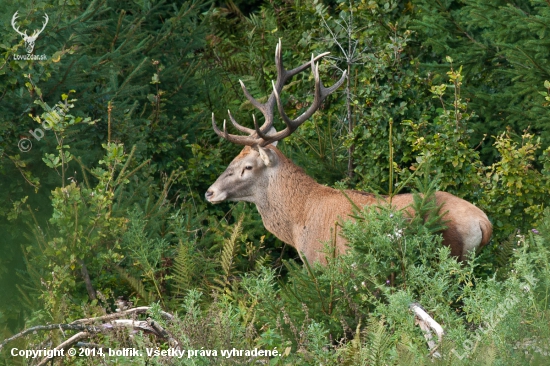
(205, 190, 214, 201)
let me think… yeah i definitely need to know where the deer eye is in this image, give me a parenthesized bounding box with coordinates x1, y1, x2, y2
(245, 165, 253, 170)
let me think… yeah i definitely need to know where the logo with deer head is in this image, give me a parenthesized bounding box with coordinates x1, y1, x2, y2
(11, 11, 48, 54)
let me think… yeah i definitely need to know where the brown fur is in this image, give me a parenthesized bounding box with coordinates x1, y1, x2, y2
(207, 145, 492, 264)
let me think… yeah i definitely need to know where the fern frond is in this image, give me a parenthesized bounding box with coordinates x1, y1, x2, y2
(496, 232, 516, 268)
(364, 317, 393, 366)
(115, 265, 155, 304)
(210, 214, 245, 296)
(211, 276, 240, 302)
(220, 214, 244, 279)
(340, 321, 363, 366)
(172, 240, 195, 297)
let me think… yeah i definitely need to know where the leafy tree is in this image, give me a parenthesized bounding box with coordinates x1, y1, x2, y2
(0, 0, 209, 329)
(411, 0, 550, 160)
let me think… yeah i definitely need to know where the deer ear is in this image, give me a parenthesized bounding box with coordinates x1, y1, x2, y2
(258, 146, 274, 167)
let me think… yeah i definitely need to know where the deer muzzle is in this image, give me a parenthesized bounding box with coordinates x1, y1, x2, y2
(205, 188, 226, 204)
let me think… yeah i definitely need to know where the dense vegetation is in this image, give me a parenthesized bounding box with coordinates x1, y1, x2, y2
(0, 0, 549, 364)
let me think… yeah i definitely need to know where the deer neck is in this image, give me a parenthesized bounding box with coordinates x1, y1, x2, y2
(253, 155, 320, 250)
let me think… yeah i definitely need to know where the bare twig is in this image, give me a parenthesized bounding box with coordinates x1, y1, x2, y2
(36, 332, 89, 366)
(147, 317, 179, 349)
(1, 307, 175, 352)
(410, 303, 444, 358)
(0, 324, 96, 350)
(70, 306, 173, 325)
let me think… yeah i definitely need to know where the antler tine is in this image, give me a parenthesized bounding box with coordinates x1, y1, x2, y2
(237, 41, 290, 138)
(11, 11, 27, 37)
(275, 39, 331, 81)
(264, 39, 304, 138)
(290, 56, 347, 124)
(252, 114, 271, 140)
(260, 55, 347, 146)
(320, 64, 348, 96)
(33, 13, 49, 36)
(211, 113, 227, 139)
(228, 110, 255, 135)
(273, 39, 287, 88)
(238, 80, 264, 112)
(239, 79, 276, 136)
(212, 112, 262, 146)
(262, 79, 299, 145)
(286, 52, 331, 79)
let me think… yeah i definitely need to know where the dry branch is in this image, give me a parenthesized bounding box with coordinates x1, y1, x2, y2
(147, 317, 179, 348)
(36, 332, 89, 366)
(0, 324, 97, 350)
(0, 306, 178, 358)
(410, 302, 444, 358)
(70, 306, 173, 325)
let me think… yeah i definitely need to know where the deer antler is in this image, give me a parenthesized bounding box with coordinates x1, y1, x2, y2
(11, 11, 28, 38)
(31, 13, 49, 38)
(212, 39, 347, 147)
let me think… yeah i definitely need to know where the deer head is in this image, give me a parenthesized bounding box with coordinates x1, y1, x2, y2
(205, 40, 347, 205)
(11, 11, 49, 54)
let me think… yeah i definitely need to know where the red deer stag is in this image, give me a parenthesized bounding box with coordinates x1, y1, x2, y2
(205, 41, 492, 264)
